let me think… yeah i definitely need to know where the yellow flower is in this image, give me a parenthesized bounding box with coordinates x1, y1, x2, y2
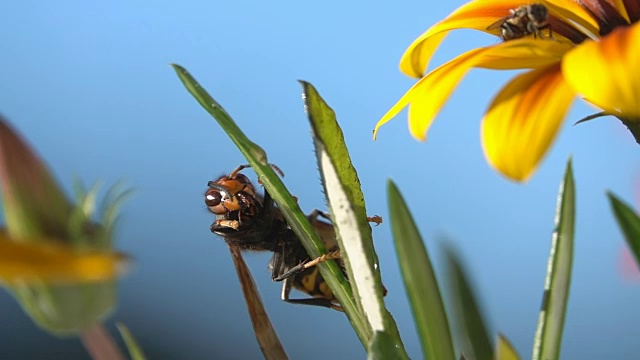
(0, 116, 129, 284)
(374, 0, 640, 181)
(0, 233, 127, 285)
(0, 115, 130, 334)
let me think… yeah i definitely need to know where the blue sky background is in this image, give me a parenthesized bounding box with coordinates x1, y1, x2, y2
(1, 1, 639, 358)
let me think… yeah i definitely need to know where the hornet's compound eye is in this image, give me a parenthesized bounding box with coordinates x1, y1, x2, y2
(205, 188, 222, 207)
(205, 188, 228, 215)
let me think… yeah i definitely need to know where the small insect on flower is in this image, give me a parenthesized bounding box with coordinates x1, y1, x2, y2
(206, 164, 385, 311)
(487, 3, 551, 41)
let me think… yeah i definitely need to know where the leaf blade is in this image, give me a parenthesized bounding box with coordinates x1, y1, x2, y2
(116, 323, 147, 360)
(608, 192, 640, 267)
(387, 180, 455, 360)
(301, 81, 389, 339)
(532, 159, 575, 360)
(445, 246, 494, 360)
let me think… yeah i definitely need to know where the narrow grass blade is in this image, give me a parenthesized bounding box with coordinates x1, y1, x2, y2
(532, 159, 575, 360)
(608, 192, 640, 266)
(116, 323, 147, 360)
(445, 246, 494, 360)
(387, 180, 455, 360)
(171, 65, 367, 344)
(495, 334, 520, 360)
(301, 81, 401, 349)
(229, 246, 288, 360)
(170, 65, 267, 164)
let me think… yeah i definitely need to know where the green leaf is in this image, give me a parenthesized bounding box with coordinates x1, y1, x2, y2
(171, 64, 368, 344)
(170, 65, 268, 164)
(532, 159, 575, 360)
(367, 331, 406, 360)
(116, 322, 147, 360)
(300, 81, 379, 266)
(301, 81, 403, 351)
(387, 180, 455, 360)
(608, 192, 640, 267)
(445, 246, 494, 360)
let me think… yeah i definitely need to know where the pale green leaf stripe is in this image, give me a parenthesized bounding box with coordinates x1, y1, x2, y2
(299, 81, 377, 261)
(116, 323, 147, 360)
(316, 145, 382, 330)
(300, 80, 382, 293)
(171, 65, 367, 344)
(532, 159, 575, 360)
(388, 181, 455, 360)
(608, 192, 640, 267)
(301, 81, 394, 342)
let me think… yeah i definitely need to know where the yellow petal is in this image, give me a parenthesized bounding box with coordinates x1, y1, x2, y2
(373, 79, 421, 140)
(400, 31, 448, 79)
(545, 0, 601, 37)
(562, 23, 640, 118)
(376, 49, 482, 141)
(474, 39, 573, 69)
(495, 334, 520, 360)
(400, 0, 534, 78)
(611, 0, 631, 22)
(375, 40, 571, 141)
(407, 85, 437, 140)
(0, 234, 128, 284)
(482, 64, 575, 181)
